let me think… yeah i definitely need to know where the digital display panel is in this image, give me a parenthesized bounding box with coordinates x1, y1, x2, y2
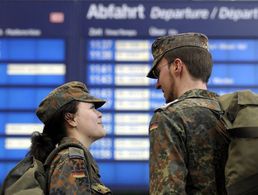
(1, 0, 258, 192)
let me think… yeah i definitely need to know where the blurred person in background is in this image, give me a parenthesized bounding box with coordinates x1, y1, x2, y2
(147, 33, 228, 195)
(31, 81, 111, 194)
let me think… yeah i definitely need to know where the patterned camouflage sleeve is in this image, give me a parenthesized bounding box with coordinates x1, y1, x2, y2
(149, 110, 188, 195)
(49, 155, 91, 195)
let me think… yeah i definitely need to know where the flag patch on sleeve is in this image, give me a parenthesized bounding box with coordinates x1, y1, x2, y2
(72, 171, 86, 178)
(149, 122, 158, 132)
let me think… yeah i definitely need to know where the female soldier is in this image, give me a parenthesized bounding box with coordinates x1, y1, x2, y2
(30, 81, 111, 194)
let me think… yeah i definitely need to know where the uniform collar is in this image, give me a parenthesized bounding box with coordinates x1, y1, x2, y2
(177, 89, 218, 101)
(158, 89, 220, 111)
(60, 137, 85, 147)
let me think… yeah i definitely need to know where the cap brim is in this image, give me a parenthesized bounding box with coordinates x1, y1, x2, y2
(90, 99, 106, 109)
(146, 66, 156, 79)
(146, 54, 164, 79)
(78, 94, 106, 109)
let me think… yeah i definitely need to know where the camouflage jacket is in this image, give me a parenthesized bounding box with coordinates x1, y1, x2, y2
(48, 137, 111, 195)
(149, 89, 229, 195)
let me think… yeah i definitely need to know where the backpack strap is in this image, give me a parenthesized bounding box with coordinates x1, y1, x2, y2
(44, 143, 93, 194)
(227, 172, 258, 195)
(197, 97, 231, 141)
(228, 127, 258, 138)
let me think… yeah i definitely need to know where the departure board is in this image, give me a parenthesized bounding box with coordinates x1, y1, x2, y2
(0, 0, 70, 189)
(1, 0, 258, 192)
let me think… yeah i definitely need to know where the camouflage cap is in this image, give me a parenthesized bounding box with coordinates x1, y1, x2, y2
(36, 81, 106, 123)
(147, 32, 209, 78)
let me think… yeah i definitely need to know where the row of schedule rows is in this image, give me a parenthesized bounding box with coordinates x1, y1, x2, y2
(1, 137, 149, 161)
(1, 63, 258, 86)
(0, 39, 258, 61)
(1, 87, 258, 111)
(0, 113, 153, 136)
(0, 87, 164, 110)
(88, 39, 258, 61)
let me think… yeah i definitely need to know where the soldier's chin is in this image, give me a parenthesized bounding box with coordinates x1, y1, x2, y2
(164, 94, 169, 103)
(164, 95, 170, 103)
(165, 96, 175, 103)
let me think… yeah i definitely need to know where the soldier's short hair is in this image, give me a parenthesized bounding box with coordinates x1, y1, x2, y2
(164, 46, 212, 83)
(147, 32, 212, 82)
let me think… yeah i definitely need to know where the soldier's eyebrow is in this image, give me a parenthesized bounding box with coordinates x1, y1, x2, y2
(90, 105, 95, 109)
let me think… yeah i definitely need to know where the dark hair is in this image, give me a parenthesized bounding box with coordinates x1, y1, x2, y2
(29, 100, 79, 162)
(164, 47, 213, 83)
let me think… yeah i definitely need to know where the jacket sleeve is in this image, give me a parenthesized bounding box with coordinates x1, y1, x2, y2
(48, 154, 91, 194)
(149, 111, 188, 195)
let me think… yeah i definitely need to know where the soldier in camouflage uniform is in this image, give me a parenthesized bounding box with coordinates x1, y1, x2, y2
(147, 33, 229, 194)
(32, 81, 112, 194)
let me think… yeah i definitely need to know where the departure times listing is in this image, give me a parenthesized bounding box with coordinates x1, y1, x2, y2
(85, 37, 258, 162)
(86, 39, 157, 161)
(2, 0, 258, 190)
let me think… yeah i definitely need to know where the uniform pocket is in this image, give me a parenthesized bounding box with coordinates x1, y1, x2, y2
(91, 183, 111, 194)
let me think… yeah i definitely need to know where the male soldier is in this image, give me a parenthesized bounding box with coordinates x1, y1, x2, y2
(147, 33, 229, 194)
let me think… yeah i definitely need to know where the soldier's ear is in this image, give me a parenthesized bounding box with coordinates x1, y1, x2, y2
(65, 113, 77, 127)
(172, 58, 183, 77)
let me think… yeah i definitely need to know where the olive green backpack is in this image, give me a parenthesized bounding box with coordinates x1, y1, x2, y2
(218, 90, 258, 195)
(0, 143, 92, 195)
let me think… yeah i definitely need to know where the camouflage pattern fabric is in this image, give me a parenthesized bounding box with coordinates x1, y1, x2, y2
(36, 81, 105, 124)
(48, 137, 111, 195)
(147, 33, 209, 78)
(149, 89, 229, 195)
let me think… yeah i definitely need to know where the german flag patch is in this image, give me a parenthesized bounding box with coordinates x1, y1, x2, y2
(149, 122, 159, 132)
(72, 170, 86, 178)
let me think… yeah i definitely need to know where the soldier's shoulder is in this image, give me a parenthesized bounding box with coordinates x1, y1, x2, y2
(155, 97, 215, 113)
(151, 99, 184, 127)
(155, 98, 194, 113)
(51, 146, 85, 164)
(51, 148, 68, 163)
(155, 99, 178, 112)
(68, 146, 84, 160)
(57, 145, 84, 156)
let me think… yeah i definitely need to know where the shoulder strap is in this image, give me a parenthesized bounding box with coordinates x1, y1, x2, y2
(44, 143, 93, 194)
(228, 127, 258, 138)
(227, 172, 258, 195)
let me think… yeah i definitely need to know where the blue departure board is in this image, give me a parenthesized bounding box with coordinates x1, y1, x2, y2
(1, 0, 258, 192)
(210, 39, 258, 62)
(85, 36, 258, 190)
(0, 3, 67, 188)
